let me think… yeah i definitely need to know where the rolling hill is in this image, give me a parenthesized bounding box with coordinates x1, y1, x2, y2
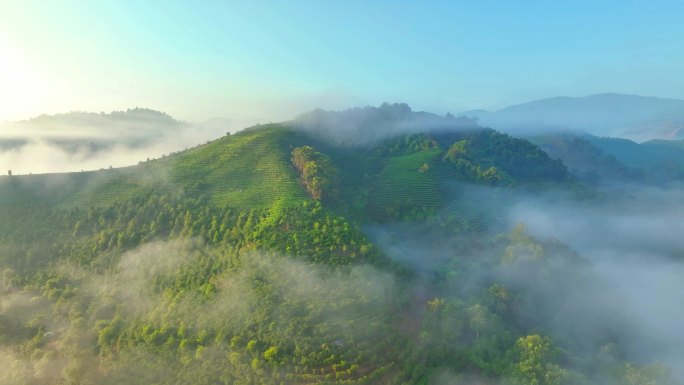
(0, 107, 676, 385)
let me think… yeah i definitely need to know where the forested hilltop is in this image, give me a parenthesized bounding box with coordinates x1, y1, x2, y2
(0, 105, 678, 385)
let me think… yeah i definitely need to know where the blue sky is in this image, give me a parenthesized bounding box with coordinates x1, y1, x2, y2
(1, 0, 683, 122)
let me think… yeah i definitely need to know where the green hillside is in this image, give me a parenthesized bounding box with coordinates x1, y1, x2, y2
(529, 133, 684, 185)
(0, 123, 673, 385)
(585, 135, 684, 169)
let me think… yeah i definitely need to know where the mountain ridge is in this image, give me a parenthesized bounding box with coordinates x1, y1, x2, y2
(461, 93, 684, 141)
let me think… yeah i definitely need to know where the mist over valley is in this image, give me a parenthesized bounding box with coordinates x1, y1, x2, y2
(2, 2, 683, 384)
(0, 100, 683, 384)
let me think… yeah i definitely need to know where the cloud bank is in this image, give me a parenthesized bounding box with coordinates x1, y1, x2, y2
(0, 109, 258, 174)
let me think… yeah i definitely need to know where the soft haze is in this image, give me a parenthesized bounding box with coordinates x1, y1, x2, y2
(1, 1, 684, 122)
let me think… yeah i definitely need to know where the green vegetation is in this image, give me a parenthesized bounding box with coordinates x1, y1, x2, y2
(291, 145, 339, 201)
(530, 135, 635, 185)
(366, 149, 443, 221)
(444, 129, 570, 186)
(0, 123, 675, 385)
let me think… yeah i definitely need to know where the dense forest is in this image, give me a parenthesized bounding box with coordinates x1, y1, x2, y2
(0, 120, 679, 385)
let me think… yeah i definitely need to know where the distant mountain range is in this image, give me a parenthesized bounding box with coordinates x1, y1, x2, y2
(461, 93, 684, 142)
(5, 94, 684, 175)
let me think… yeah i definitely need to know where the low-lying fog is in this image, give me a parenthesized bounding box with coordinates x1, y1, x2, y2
(0, 109, 257, 174)
(508, 185, 684, 379)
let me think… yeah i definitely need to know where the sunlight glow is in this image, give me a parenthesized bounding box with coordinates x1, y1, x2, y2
(0, 39, 50, 121)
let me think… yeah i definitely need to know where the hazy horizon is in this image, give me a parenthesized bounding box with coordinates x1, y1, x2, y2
(2, 1, 684, 123)
(3, 92, 684, 175)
